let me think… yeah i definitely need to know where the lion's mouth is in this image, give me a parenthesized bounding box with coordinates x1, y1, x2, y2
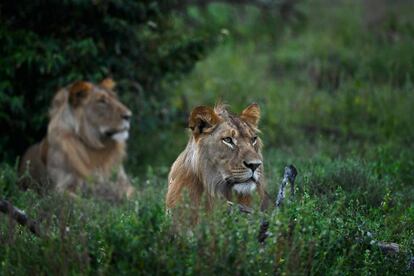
(104, 128, 129, 142)
(232, 180, 257, 195)
(229, 177, 257, 184)
(225, 176, 258, 194)
(101, 120, 131, 142)
(226, 174, 259, 185)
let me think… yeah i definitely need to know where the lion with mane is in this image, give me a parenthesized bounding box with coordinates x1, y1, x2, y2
(166, 103, 271, 221)
(19, 79, 135, 200)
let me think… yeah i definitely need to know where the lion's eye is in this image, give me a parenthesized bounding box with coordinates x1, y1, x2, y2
(223, 137, 233, 144)
(251, 136, 258, 146)
(222, 137, 234, 148)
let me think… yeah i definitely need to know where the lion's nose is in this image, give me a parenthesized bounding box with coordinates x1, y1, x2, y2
(244, 160, 262, 172)
(121, 112, 132, 121)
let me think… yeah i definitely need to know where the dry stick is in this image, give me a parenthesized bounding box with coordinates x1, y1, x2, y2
(258, 165, 298, 243)
(276, 165, 298, 207)
(0, 199, 42, 237)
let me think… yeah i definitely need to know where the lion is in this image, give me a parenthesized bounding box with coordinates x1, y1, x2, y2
(166, 103, 271, 222)
(19, 79, 135, 200)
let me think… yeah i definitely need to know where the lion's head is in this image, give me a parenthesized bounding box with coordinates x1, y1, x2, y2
(49, 79, 132, 149)
(187, 103, 264, 198)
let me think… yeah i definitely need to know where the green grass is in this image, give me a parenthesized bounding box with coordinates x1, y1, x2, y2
(1, 1, 414, 274)
(1, 148, 413, 274)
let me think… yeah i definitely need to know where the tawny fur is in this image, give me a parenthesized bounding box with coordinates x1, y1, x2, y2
(166, 103, 271, 224)
(19, 79, 134, 201)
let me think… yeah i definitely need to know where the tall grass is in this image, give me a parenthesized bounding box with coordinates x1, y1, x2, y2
(1, 149, 413, 274)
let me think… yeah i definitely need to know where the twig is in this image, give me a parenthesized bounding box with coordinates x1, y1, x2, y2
(0, 199, 42, 237)
(276, 165, 298, 208)
(258, 165, 298, 243)
(376, 241, 400, 256)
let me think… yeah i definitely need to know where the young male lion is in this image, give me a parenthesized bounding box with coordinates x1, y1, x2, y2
(19, 79, 135, 200)
(166, 103, 271, 220)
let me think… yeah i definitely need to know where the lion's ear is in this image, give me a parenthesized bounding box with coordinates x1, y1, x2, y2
(189, 106, 220, 137)
(100, 78, 116, 90)
(241, 103, 260, 126)
(69, 81, 92, 107)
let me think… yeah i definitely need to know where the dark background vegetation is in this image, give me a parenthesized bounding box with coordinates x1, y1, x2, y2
(1, 0, 414, 274)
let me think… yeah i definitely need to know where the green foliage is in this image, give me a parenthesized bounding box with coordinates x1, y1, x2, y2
(1, 148, 413, 274)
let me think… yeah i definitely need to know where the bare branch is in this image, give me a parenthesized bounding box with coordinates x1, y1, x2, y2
(0, 199, 42, 237)
(259, 164, 298, 243)
(276, 165, 298, 208)
(377, 241, 400, 256)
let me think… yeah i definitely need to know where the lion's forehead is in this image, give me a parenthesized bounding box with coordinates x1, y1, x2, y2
(88, 90, 123, 108)
(219, 114, 256, 139)
(91, 86, 116, 98)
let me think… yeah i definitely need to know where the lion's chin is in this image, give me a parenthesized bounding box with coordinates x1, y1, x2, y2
(111, 130, 129, 142)
(232, 181, 257, 195)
